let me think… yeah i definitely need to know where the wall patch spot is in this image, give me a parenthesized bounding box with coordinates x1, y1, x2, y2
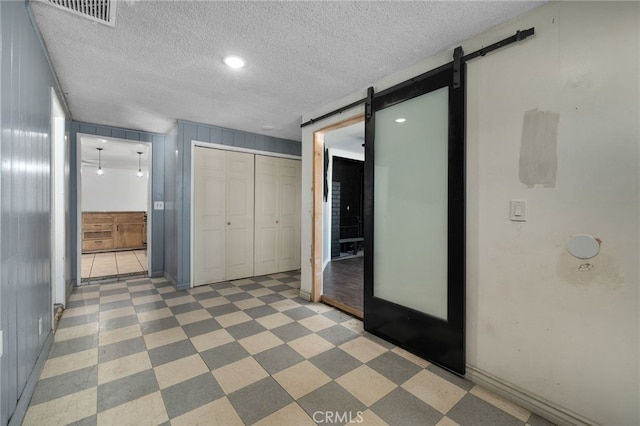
(519, 109, 559, 188)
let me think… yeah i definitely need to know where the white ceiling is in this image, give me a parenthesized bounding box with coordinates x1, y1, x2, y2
(81, 136, 150, 170)
(30, 0, 544, 142)
(324, 122, 364, 156)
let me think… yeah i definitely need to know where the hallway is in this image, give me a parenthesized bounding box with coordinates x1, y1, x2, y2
(23, 272, 550, 425)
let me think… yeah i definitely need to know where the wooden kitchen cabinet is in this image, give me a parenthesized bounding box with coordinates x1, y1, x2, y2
(82, 211, 147, 253)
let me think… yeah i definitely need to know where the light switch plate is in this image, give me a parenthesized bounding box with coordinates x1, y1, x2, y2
(510, 200, 526, 222)
(154, 201, 165, 210)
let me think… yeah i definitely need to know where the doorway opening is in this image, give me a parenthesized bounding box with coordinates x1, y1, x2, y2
(312, 115, 364, 318)
(77, 135, 152, 283)
(51, 88, 67, 323)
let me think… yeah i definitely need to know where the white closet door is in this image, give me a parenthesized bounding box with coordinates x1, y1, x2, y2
(194, 147, 226, 286)
(278, 159, 301, 272)
(225, 151, 255, 280)
(254, 156, 279, 276)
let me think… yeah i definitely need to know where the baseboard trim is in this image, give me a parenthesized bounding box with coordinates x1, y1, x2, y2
(465, 364, 595, 426)
(164, 273, 189, 291)
(299, 289, 311, 301)
(8, 331, 54, 426)
(150, 269, 164, 278)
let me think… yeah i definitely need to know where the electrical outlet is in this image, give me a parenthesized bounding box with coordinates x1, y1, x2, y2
(154, 201, 165, 210)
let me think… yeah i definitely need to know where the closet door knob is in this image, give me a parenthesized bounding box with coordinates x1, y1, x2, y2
(227, 222, 231, 225)
(276, 221, 279, 224)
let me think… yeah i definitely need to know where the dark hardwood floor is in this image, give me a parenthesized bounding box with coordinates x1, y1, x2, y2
(322, 255, 364, 316)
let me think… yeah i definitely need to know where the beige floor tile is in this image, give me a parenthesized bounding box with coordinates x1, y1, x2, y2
(358, 409, 389, 425)
(190, 329, 235, 352)
(171, 397, 243, 426)
(305, 303, 334, 314)
(269, 273, 289, 279)
(98, 351, 152, 385)
(40, 348, 98, 379)
(270, 299, 300, 312)
(188, 285, 216, 295)
(143, 326, 188, 350)
(156, 286, 176, 294)
(255, 312, 294, 330)
(154, 354, 209, 389)
(212, 357, 269, 394)
(336, 365, 396, 406)
(342, 318, 365, 334)
(390, 346, 430, 368)
(470, 385, 531, 422)
(216, 287, 244, 296)
(164, 294, 196, 307)
(288, 334, 334, 359)
(273, 360, 331, 400)
(199, 296, 230, 308)
(117, 263, 144, 274)
(436, 416, 462, 426)
(81, 256, 94, 279)
(97, 391, 168, 426)
(99, 306, 136, 321)
(55, 322, 99, 342)
(132, 294, 164, 305)
(215, 311, 252, 327)
(298, 314, 336, 332)
(62, 304, 99, 318)
(129, 283, 155, 293)
(99, 324, 142, 346)
(68, 292, 99, 302)
(339, 337, 388, 363)
(99, 292, 131, 304)
(233, 298, 265, 310)
(259, 279, 282, 287)
(280, 289, 299, 298)
(247, 288, 275, 297)
(175, 309, 212, 325)
(401, 370, 467, 414)
(137, 307, 173, 323)
(253, 402, 315, 426)
(23, 387, 97, 425)
(100, 282, 128, 290)
(238, 331, 284, 355)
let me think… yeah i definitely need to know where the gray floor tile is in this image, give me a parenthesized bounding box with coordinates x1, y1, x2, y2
(67, 298, 100, 309)
(297, 382, 366, 425)
(210, 281, 234, 290)
(258, 294, 287, 304)
(235, 283, 264, 291)
(190, 290, 219, 301)
(161, 373, 224, 419)
(99, 337, 147, 363)
(126, 279, 153, 287)
(100, 287, 130, 297)
(200, 341, 250, 371)
(206, 303, 239, 317)
(367, 351, 423, 385)
(49, 334, 98, 359)
(226, 320, 267, 340)
(270, 322, 312, 342)
(253, 344, 305, 375)
(182, 318, 222, 338)
(371, 387, 443, 426)
(140, 316, 180, 335)
(243, 305, 278, 319)
(321, 309, 354, 323)
(527, 413, 557, 426)
(129, 289, 158, 298)
(148, 339, 198, 367)
(99, 299, 133, 312)
(227, 377, 293, 425)
(170, 302, 205, 315)
(308, 348, 362, 379)
(97, 369, 158, 413)
(225, 292, 253, 302)
(316, 324, 359, 345)
(251, 276, 273, 282)
(278, 276, 299, 284)
(426, 363, 475, 391)
(57, 313, 99, 329)
(68, 414, 97, 426)
(133, 300, 168, 313)
(447, 394, 524, 426)
(99, 314, 139, 332)
(282, 306, 316, 321)
(268, 284, 294, 293)
(160, 290, 189, 300)
(30, 365, 98, 405)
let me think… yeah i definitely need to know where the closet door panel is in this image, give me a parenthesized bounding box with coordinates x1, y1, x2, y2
(254, 156, 280, 276)
(278, 159, 301, 271)
(194, 147, 226, 285)
(226, 151, 255, 280)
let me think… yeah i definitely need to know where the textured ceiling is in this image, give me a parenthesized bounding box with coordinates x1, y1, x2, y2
(30, 0, 544, 142)
(81, 136, 150, 170)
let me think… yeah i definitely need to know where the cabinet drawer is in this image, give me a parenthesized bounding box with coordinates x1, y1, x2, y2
(84, 230, 112, 239)
(83, 239, 114, 251)
(83, 216, 113, 225)
(113, 213, 146, 224)
(83, 223, 113, 231)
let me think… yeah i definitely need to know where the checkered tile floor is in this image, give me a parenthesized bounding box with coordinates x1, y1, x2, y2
(24, 271, 554, 425)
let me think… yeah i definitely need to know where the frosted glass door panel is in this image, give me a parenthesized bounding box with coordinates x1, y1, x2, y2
(373, 87, 449, 320)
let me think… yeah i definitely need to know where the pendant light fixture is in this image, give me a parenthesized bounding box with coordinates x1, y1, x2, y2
(137, 151, 143, 178)
(96, 147, 104, 175)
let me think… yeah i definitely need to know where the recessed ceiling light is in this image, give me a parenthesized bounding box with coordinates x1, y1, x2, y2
(395, 118, 406, 123)
(223, 56, 246, 69)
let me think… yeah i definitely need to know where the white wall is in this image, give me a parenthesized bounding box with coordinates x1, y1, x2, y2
(301, 3, 639, 425)
(82, 166, 149, 212)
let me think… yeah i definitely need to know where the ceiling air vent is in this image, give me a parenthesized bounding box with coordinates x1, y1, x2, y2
(44, 0, 117, 27)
